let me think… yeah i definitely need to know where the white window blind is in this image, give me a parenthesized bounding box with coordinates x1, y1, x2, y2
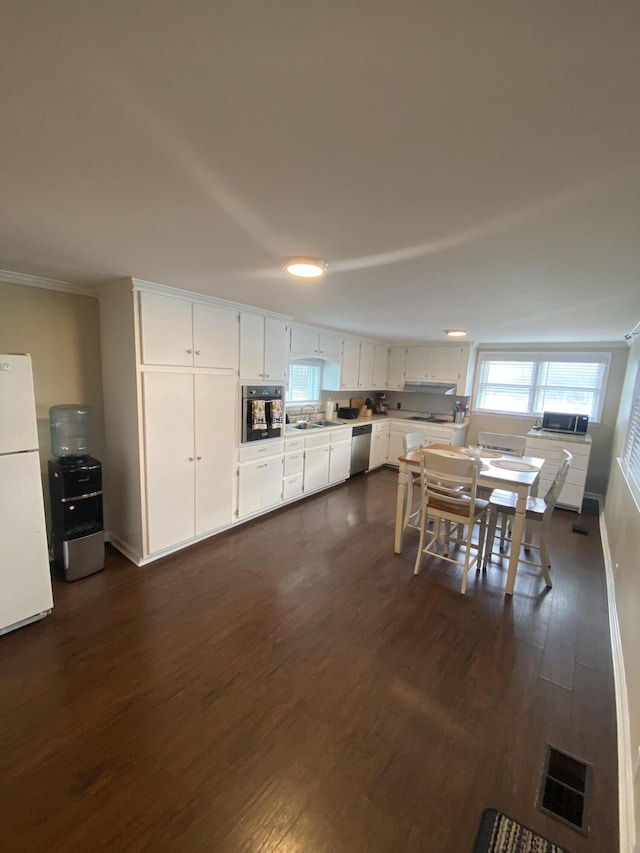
(288, 359, 322, 404)
(623, 365, 640, 501)
(474, 351, 610, 420)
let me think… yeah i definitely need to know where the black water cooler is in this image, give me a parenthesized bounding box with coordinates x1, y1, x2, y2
(48, 404, 104, 581)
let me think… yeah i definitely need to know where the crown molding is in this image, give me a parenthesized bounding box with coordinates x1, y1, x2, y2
(0, 269, 97, 297)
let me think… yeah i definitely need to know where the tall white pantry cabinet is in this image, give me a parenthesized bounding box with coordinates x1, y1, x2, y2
(99, 279, 252, 565)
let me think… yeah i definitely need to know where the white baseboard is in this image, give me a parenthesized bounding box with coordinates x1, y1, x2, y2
(598, 498, 636, 853)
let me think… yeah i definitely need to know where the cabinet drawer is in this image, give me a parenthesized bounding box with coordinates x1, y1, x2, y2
(238, 441, 284, 462)
(282, 473, 303, 501)
(284, 437, 304, 453)
(283, 452, 304, 476)
(304, 432, 331, 449)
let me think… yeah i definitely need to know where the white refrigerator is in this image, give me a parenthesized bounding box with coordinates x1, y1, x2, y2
(0, 353, 53, 635)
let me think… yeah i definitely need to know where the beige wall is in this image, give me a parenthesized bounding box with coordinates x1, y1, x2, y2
(466, 344, 629, 497)
(0, 281, 104, 529)
(603, 333, 640, 846)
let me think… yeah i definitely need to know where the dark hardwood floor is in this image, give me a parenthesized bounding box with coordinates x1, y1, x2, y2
(0, 468, 617, 852)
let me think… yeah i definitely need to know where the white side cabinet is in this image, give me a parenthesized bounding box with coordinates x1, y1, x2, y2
(143, 372, 236, 554)
(369, 421, 390, 468)
(139, 290, 239, 369)
(372, 345, 389, 388)
(329, 430, 352, 483)
(240, 312, 289, 383)
(290, 325, 342, 362)
(303, 432, 331, 492)
(524, 431, 592, 512)
(237, 442, 284, 518)
(283, 437, 304, 501)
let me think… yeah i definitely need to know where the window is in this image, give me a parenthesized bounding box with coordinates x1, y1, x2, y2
(288, 359, 322, 405)
(474, 351, 611, 421)
(623, 365, 640, 502)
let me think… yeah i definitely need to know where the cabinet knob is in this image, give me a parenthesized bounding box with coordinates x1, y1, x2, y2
(195, 350, 201, 355)
(264, 373, 270, 378)
(196, 456, 203, 461)
(189, 457, 195, 462)
(187, 349, 193, 354)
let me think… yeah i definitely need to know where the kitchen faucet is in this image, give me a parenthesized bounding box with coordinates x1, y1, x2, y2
(300, 404, 317, 421)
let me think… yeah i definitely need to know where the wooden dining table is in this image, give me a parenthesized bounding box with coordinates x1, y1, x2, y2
(394, 445, 545, 595)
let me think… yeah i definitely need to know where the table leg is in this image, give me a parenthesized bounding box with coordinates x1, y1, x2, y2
(505, 495, 526, 595)
(395, 463, 409, 554)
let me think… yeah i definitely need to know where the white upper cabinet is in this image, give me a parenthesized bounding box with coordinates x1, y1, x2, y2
(358, 342, 375, 388)
(372, 345, 389, 388)
(139, 291, 238, 369)
(404, 346, 433, 380)
(290, 325, 343, 362)
(240, 312, 289, 383)
(388, 347, 406, 390)
(340, 338, 361, 389)
(403, 344, 474, 394)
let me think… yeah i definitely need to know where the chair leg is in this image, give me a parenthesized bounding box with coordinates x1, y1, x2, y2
(476, 515, 487, 574)
(483, 509, 498, 568)
(413, 498, 428, 576)
(499, 513, 507, 551)
(403, 479, 416, 530)
(539, 537, 552, 587)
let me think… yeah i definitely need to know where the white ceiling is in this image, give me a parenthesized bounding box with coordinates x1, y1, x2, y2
(1, 2, 639, 344)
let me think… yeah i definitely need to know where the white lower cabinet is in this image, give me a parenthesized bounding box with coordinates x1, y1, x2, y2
(329, 433, 352, 483)
(369, 421, 390, 468)
(283, 437, 304, 501)
(524, 431, 592, 512)
(143, 371, 236, 554)
(237, 442, 284, 518)
(304, 433, 331, 492)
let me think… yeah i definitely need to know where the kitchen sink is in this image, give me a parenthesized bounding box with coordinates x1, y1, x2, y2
(313, 420, 344, 427)
(290, 421, 324, 430)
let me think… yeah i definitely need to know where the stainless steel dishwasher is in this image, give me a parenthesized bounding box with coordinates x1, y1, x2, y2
(350, 424, 372, 475)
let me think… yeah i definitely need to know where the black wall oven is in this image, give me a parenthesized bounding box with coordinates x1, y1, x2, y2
(241, 385, 284, 443)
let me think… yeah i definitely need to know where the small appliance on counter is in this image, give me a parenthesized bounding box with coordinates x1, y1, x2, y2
(373, 393, 389, 415)
(337, 407, 359, 419)
(48, 404, 104, 581)
(541, 412, 589, 435)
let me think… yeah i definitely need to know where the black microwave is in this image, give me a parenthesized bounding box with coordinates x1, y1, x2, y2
(542, 412, 589, 435)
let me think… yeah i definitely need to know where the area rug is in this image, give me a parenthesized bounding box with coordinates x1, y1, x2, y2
(472, 808, 571, 853)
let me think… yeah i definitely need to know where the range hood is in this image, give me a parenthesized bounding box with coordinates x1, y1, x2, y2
(404, 379, 457, 395)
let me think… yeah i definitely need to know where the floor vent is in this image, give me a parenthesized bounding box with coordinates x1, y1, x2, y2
(572, 524, 589, 535)
(539, 745, 591, 834)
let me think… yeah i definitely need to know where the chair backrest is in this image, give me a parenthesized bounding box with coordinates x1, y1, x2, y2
(404, 432, 426, 453)
(543, 450, 573, 512)
(419, 449, 482, 521)
(477, 431, 526, 456)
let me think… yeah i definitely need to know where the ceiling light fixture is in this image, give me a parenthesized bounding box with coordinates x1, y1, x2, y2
(282, 257, 327, 279)
(445, 329, 468, 337)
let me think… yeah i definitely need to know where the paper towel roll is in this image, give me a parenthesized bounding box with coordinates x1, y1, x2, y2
(326, 401, 335, 418)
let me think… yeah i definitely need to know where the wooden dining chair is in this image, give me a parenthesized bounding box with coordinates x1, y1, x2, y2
(482, 450, 572, 587)
(477, 431, 526, 456)
(413, 449, 489, 594)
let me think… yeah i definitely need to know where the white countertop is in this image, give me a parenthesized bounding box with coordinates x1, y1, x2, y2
(526, 427, 592, 444)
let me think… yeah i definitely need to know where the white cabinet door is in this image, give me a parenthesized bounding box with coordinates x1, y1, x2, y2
(387, 429, 406, 468)
(358, 342, 375, 388)
(405, 347, 432, 379)
(264, 317, 288, 382)
(318, 332, 342, 362)
(372, 345, 389, 388)
(193, 302, 239, 369)
(329, 439, 352, 483)
(341, 339, 360, 389)
(140, 292, 194, 366)
(430, 346, 457, 380)
(194, 374, 235, 535)
(143, 372, 195, 553)
(304, 445, 331, 492)
(388, 347, 406, 390)
(370, 425, 389, 468)
(290, 325, 318, 356)
(261, 456, 284, 508)
(239, 312, 265, 380)
(238, 454, 283, 517)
